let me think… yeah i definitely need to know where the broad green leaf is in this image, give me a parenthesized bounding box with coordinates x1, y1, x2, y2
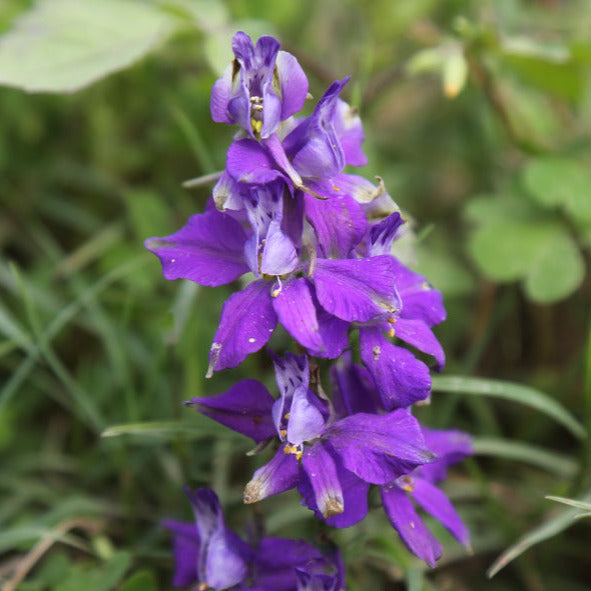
(468, 218, 554, 281)
(432, 376, 585, 439)
(524, 228, 585, 303)
(487, 491, 591, 577)
(0, 0, 177, 93)
(119, 570, 158, 591)
(524, 158, 591, 224)
(473, 438, 577, 477)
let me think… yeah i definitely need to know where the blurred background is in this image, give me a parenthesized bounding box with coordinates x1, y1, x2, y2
(1, 0, 591, 589)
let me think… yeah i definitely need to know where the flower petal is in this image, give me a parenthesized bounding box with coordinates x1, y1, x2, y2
(161, 519, 199, 587)
(210, 62, 234, 124)
(314, 256, 400, 323)
(276, 50, 309, 120)
(301, 443, 344, 518)
(394, 258, 446, 326)
(226, 138, 286, 185)
(411, 477, 470, 547)
(144, 209, 248, 287)
(186, 379, 276, 443)
(359, 326, 431, 409)
(244, 445, 300, 503)
(394, 318, 445, 370)
(418, 427, 473, 483)
(287, 386, 326, 446)
(331, 353, 381, 417)
(334, 98, 368, 167)
(326, 410, 435, 485)
(304, 191, 367, 258)
(261, 220, 299, 275)
(380, 484, 442, 567)
(207, 280, 276, 375)
(367, 212, 405, 256)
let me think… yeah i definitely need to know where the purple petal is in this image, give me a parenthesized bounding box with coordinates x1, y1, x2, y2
(253, 538, 321, 591)
(205, 529, 249, 590)
(287, 386, 326, 445)
(285, 79, 348, 179)
(261, 220, 298, 275)
(244, 445, 300, 503)
(411, 477, 470, 547)
(394, 258, 446, 326)
(272, 278, 325, 354)
(314, 304, 349, 359)
(314, 256, 400, 323)
(331, 353, 381, 417)
(395, 318, 445, 370)
(418, 427, 473, 483)
(212, 171, 244, 212)
(301, 443, 344, 518)
(262, 133, 304, 188)
(380, 484, 442, 567)
(333, 98, 368, 167)
(334, 173, 388, 204)
(276, 50, 309, 119)
(161, 519, 198, 587)
(304, 191, 367, 258)
(210, 63, 233, 124)
(186, 379, 276, 443)
(144, 210, 248, 287)
(207, 280, 276, 375)
(367, 212, 405, 256)
(299, 458, 369, 528)
(359, 326, 431, 409)
(184, 488, 247, 587)
(325, 410, 435, 485)
(226, 138, 286, 185)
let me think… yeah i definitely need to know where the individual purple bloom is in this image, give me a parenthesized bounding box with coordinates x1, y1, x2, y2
(211, 31, 308, 139)
(190, 352, 435, 523)
(163, 487, 345, 590)
(331, 355, 472, 566)
(163, 488, 249, 590)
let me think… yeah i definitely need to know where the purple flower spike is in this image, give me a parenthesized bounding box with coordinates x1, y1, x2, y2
(211, 32, 308, 138)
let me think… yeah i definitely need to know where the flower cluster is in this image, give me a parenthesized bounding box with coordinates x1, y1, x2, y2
(149, 31, 472, 587)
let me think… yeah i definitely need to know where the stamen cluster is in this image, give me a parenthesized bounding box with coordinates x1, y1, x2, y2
(148, 31, 473, 589)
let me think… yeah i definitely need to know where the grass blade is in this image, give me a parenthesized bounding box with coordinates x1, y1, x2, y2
(432, 376, 585, 439)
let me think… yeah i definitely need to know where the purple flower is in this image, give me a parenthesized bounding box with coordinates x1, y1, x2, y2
(211, 32, 308, 139)
(332, 355, 473, 567)
(186, 353, 435, 525)
(162, 487, 345, 590)
(145, 201, 402, 376)
(224, 79, 371, 202)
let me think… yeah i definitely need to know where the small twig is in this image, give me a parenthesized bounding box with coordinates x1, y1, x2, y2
(182, 170, 223, 188)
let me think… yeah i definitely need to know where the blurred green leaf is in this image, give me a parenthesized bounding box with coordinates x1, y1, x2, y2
(467, 195, 585, 302)
(59, 551, 131, 591)
(524, 228, 585, 303)
(432, 376, 585, 439)
(101, 420, 242, 440)
(442, 45, 467, 99)
(473, 437, 577, 477)
(546, 495, 591, 512)
(524, 157, 591, 224)
(119, 570, 158, 591)
(0, 0, 177, 93)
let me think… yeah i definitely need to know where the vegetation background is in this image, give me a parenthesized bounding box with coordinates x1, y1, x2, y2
(1, 0, 591, 589)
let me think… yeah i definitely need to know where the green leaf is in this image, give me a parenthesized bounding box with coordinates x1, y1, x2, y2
(431, 376, 586, 439)
(101, 420, 242, 440)
(523, 158, 591, 224)
(0, 0, 177, 93)
(473, 437, 577, 477)
(119, 570, 158, 591)
(487, 491, 591, 577)
(524, 228, 585, 303)
(545, 495, 591, 512)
